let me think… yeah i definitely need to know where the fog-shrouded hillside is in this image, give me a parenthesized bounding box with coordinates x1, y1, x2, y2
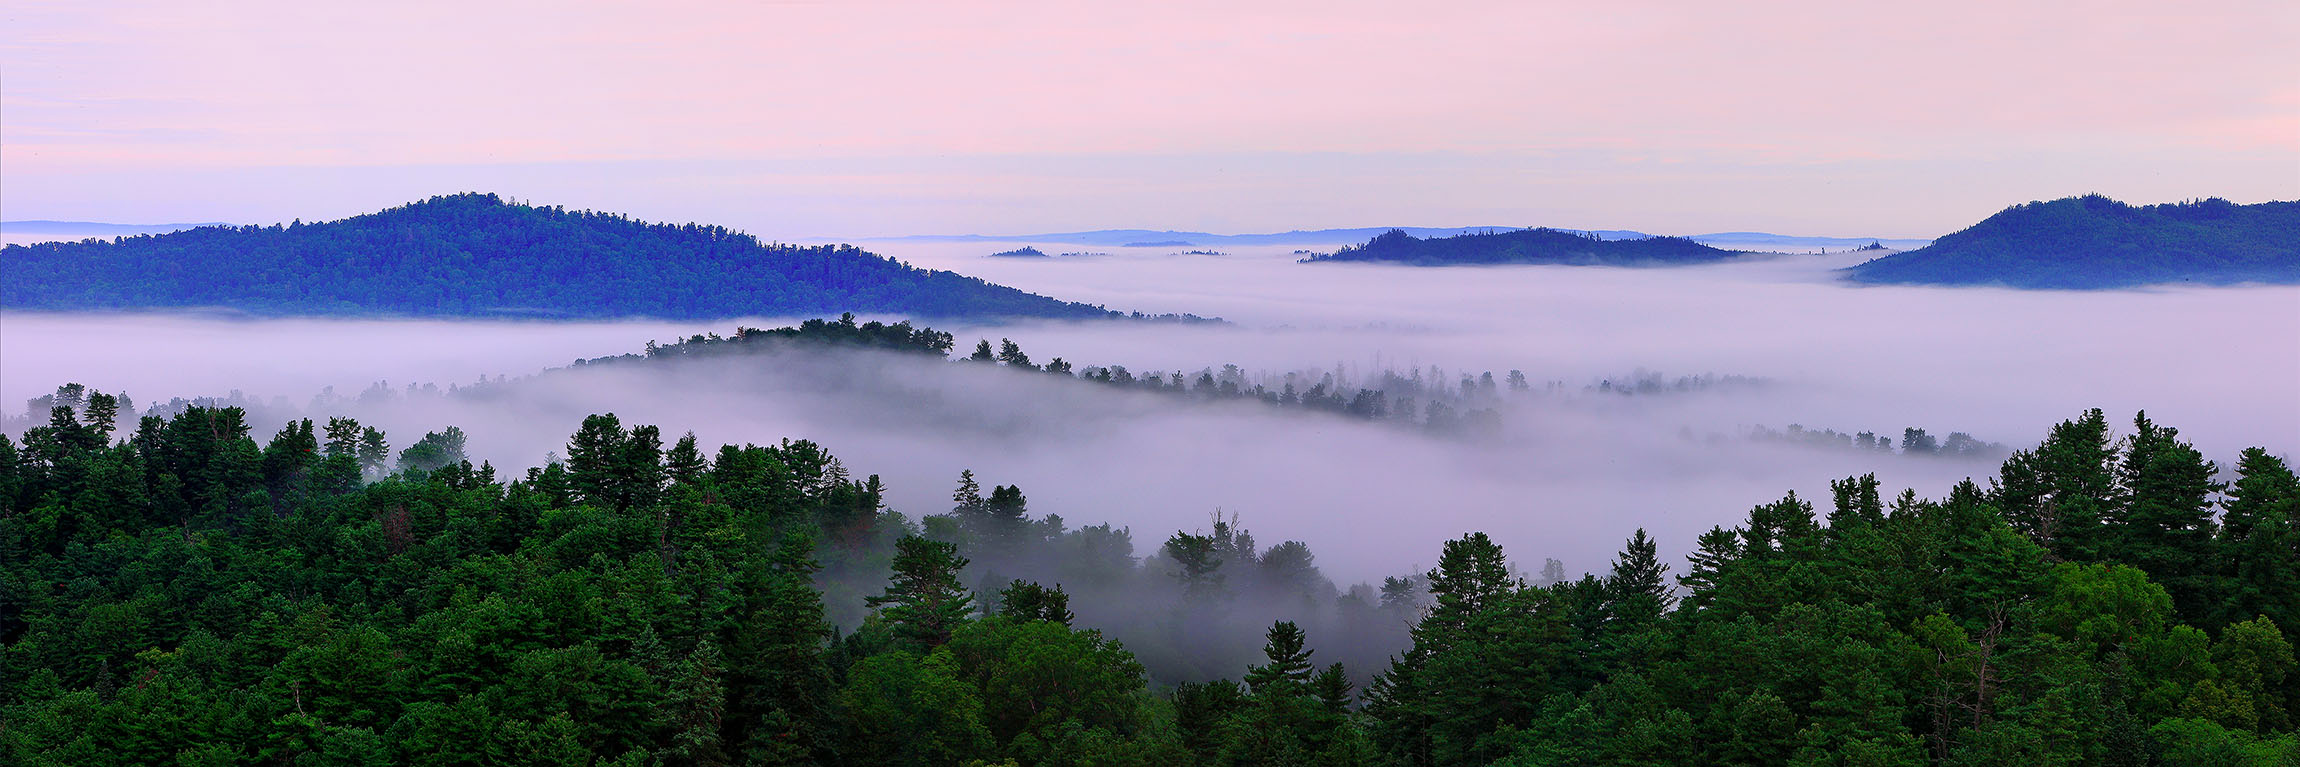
(0, 193, 1200, 321)
(1301, 227, 1744, 266)
(1845, 195, 2300, 289)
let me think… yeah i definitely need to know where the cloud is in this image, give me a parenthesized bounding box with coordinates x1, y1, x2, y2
(7, 248, 2292, 584)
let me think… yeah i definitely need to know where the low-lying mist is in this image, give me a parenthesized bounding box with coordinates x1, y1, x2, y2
(4, 242, 2295, 588)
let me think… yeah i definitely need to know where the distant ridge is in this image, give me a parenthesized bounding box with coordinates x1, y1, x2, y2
(1300, 227, 1743, 267)
(1, 220, 233, 236)
(1845, 195, 2300, 289)
(866, 226, 1929, 251)
(0, 193, 1208, 321)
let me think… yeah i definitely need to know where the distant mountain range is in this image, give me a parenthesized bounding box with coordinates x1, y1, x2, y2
(1, 220, 232, 236)
(873, 227, 1933, 251)
(1301, 228, 1744, 266)
(1845, 195, 2299, 289)
(0, 194, 1204, 321)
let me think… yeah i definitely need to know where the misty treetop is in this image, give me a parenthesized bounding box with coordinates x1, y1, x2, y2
(1845, 195, 2300, 289)
(5, 381, 2298, 765)
(1300, 227, 1742, 266)
(547, 317, 2009, 454)
(0, 193, 1174, 321)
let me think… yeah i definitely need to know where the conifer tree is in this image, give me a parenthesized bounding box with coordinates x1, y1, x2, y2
(1993, 408, 2119, 560)
(866, 536, 976, 649)
(2108, 411, 2222, 623)
(2213, 448, 2300, 632)
(1245, 621, 1315, 696)
(995, 580, 1073, 626)
(1605, 528, 1671, 627)
(665, 432, 707, 484)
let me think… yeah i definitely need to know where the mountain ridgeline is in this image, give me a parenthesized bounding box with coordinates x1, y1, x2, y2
(0, 193, 1181, 321)
(1300, 227, 1744, 266)
(1845, 195, 2300, 289)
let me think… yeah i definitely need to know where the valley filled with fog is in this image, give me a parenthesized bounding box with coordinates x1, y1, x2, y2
(6, 242, 2294, 584)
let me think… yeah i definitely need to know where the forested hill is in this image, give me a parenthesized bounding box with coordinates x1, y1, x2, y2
(1845, 195, 2300, 289)
(0, 193, 1136, 320)
(5, 391, 2297, 765)
(1300, 227, 1742, 266)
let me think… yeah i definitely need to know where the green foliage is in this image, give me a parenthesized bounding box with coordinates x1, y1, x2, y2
(866, 536, 976, 650)
(4, 401, 2291, 767)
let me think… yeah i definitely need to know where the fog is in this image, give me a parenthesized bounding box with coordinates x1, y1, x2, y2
(3, 244, 2296, 589)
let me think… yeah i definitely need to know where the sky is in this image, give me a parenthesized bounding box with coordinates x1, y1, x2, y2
(3, 0, 2296, 238)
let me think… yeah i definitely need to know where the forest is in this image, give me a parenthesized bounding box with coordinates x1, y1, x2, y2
(0, 194, 1168, 321)
(1300, 228, 1739, 267)
(477, 315, 1990, 451)
(1846, 196, 2300, 289)
(2, 367, 2295, 766)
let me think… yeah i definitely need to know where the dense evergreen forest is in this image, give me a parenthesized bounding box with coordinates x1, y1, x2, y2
(1300, 228, 1740, 266)
(1846, 195, 2300, 289)
(3, 369, 2295, 766)
(0, 194, 1189, 321)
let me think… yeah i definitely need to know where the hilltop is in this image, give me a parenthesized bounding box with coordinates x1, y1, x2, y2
(1845, 195, 2300, 289)
(872, 226, 1928, 251)
(1300, 227, 1744, 266)
(0, 193, 1157, 320)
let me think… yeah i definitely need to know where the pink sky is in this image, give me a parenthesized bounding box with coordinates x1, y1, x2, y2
(3, 0, 2294, 237)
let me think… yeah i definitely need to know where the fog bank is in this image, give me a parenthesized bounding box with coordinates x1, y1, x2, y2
(3, 246, 2293, 581)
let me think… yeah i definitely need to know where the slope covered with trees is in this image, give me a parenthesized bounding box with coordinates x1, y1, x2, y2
(2, 387, 2294, 765)
(1846, 195, 2300, 289)
(0, 194, 1149, 320)
(1300, 228, 1742, 266)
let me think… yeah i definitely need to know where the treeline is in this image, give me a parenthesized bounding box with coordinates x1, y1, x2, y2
(0, 193, 1175, 320)
(1301, 228, 1740, 267)
(0, 393, 1410, 765)
(572, 317, 1999, 451)
(580, 314, 961, 365)
(1749, 424, 2009, 461)
(4, 381, 2296, 765)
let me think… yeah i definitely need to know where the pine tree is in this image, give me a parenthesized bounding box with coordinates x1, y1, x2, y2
(355, 427, 389, 478)
(1993, 408, 2119, 560)
(2107, 412, 2222, 623)
(1245, 621, 1316, 696)
(2212, 448, 2300, 632)
(951, 469, 984, 517)
(1164, 531, 1226, 601)
(866, 536, 975, 649)
(666, 640, 731, 767)
(82, 391, 119, 438)
(666, 432, 707, 484)
(1605, 528, 1671, 627)
(322, 417, 361, 458)
(566, 413, 626, 507)
(614, 423, 666, 511)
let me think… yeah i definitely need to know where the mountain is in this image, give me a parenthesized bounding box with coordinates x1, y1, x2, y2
(1299, 227, 1744, 266)
(0, 193, 1171, 320)
(1687, 231, 1932, 251)
(1844, 195, 2300, 289)
(872, 226, 1644, 247)
(868, 226, 1927, 250)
